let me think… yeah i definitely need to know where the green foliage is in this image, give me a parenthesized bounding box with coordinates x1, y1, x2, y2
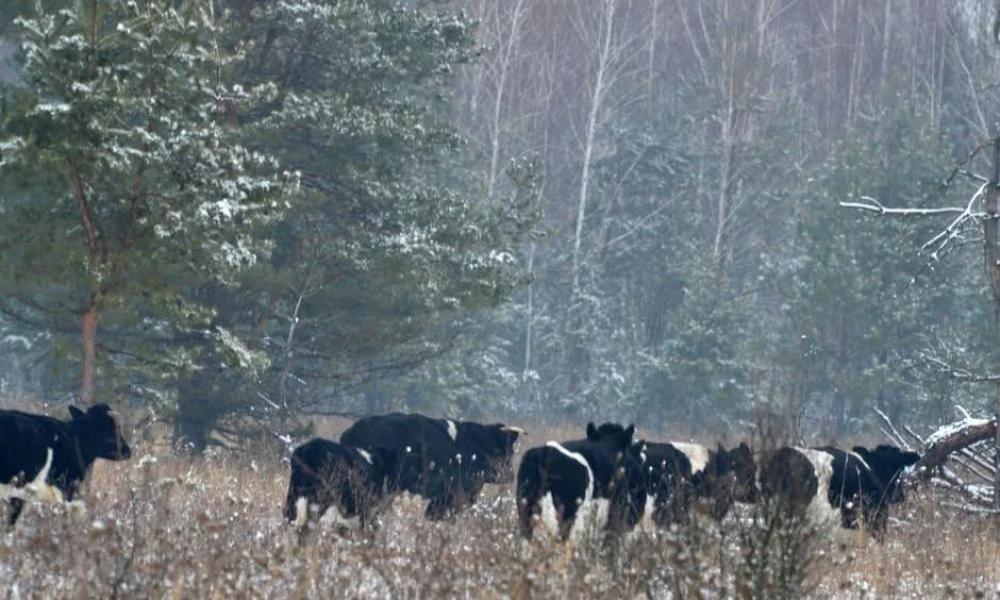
(161, 0, 539, 440)
(0, 0, 293, 413)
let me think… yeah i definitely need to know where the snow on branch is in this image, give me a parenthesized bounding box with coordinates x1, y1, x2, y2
(840, 186, 989, 260)
(880, 407, 999, 511)
(839, 195, 971, 217)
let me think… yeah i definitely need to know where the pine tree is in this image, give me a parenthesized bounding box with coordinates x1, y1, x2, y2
(199, 0, 537, 433)
(0, 0, 295, 407)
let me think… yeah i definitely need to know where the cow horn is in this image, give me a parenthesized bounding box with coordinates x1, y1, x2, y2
(501, 426, 526, 435)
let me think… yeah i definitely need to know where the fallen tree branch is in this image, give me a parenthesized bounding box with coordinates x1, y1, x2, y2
(915, 417, 997, 480)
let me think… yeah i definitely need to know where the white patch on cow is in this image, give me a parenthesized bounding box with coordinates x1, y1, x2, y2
(317, 502, 361, 530)
(571, 498, 611, 543)
(27, 449, 63, 504)
(293, 497, 308, 528)
(536, 441, 602, 542)
(357, 448, 373, 464)
(445, 420, 458, 441)
(455, 453, 462, 465)
(0, 448, 64, 506)
(538, 492, 560, 537)
(671, 442, 710, 474)
(793, 447, 841, 527)
(638, 493, 658, 531)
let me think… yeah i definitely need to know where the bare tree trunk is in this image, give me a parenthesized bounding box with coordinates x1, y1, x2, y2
(571, 0, 616, 293)
(70, 166, 103, 406)
(80, 304, 99, 406)
(277, 281, 309, 429)
(879, 0, 892, 98)
(485, 0, 531, 200)
(986, 136, 1000, 508)
(995, 384, 1000, 509)
(523, 241, 535, 378)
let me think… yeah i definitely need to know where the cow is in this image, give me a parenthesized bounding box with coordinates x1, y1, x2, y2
(642, 441, 757, 526)
(339, 413, 523, 520)
(283, 437, 421, 530)
(516, 422, 647, 543)
(759, 444, 920, 539)
(0, 403, 132, 525)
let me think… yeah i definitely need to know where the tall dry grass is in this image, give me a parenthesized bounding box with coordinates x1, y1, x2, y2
(0, 421, 995, 599)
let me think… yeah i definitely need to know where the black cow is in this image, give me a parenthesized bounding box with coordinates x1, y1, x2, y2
(516, 422, 647, 542)
(283, 437, 421, 529)
(760, 444, 920, 538)
(339, 412, 523, 520)
(642, 441, 757, 526)
(0, 403, 132, 525)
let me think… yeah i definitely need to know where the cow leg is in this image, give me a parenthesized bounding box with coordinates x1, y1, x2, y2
(7, 497, 24, 526)
(864, 504, 888, 542)
(555, 494, 581, 542)
(425, 495, 454, 521)
(517, 494, 539, 540)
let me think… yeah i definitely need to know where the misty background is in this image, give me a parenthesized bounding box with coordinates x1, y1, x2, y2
(1, 0, 999, 452)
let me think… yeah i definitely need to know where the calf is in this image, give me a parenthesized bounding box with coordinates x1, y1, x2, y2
(0, 403, 132, 525)
(760, 444, 920, 538)
(516, 422, 646, 542)
(340, 413, 523, 520)
(283, 437, 419, 529)
(643, 441, 756, 526)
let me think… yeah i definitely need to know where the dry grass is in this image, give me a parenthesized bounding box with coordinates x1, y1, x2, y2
(0, 422, 997, 599)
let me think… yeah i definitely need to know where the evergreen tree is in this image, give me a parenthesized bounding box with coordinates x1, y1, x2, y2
(0, 0, 294, 410)
(165, 0, 539, 442)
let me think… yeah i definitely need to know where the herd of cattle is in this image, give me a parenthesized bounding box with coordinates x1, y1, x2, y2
(0, 405, 922, 545)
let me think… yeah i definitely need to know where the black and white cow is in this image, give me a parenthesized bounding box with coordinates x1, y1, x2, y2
(642, 441, 757, 526)
(0, 403, 132, 525)
(283, 437, 421, 530)
(339, 412, 523, 520)
(516, 422, 647, 542)
(759, 444, 920, 538)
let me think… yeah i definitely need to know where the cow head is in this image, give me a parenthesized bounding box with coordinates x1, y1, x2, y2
(852, 444, 920, 504)
(69, 404, 132, 461)
(467, 423, 523, 484)
(727, 442, 757, 503)
(585, 422, 636, 450)
(696, 442, 756, 519)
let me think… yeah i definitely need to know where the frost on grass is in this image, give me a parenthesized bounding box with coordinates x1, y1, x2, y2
(0, 442, 993, 599)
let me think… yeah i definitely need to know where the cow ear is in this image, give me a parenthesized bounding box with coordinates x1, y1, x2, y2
(586, 422, 597, 440)
(901, 451, 920, 467)
(68, 405, 85, 420)
(624, 424, 635, 442)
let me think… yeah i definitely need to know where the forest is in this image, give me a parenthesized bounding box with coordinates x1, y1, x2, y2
(1, 0, 1000, 451)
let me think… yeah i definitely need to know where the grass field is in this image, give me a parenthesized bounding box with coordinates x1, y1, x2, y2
(0, 421, 997, 599)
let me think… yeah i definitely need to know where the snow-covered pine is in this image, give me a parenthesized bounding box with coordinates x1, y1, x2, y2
(0, 0, 296, 403)
(218, 0, 537, 422)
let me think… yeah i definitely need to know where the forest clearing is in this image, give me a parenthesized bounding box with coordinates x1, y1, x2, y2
(1, 418, 998, 600)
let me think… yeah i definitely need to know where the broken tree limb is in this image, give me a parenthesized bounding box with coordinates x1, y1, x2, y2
(914, 417, 998, 480)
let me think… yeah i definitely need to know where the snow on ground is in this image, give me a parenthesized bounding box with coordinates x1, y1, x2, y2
(0, 454, 995, 599)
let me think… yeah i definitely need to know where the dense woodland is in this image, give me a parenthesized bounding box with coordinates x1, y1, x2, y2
(1, 0, 999, 451)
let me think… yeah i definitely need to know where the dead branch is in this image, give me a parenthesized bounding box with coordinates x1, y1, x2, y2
(915, 417, 998, 480)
